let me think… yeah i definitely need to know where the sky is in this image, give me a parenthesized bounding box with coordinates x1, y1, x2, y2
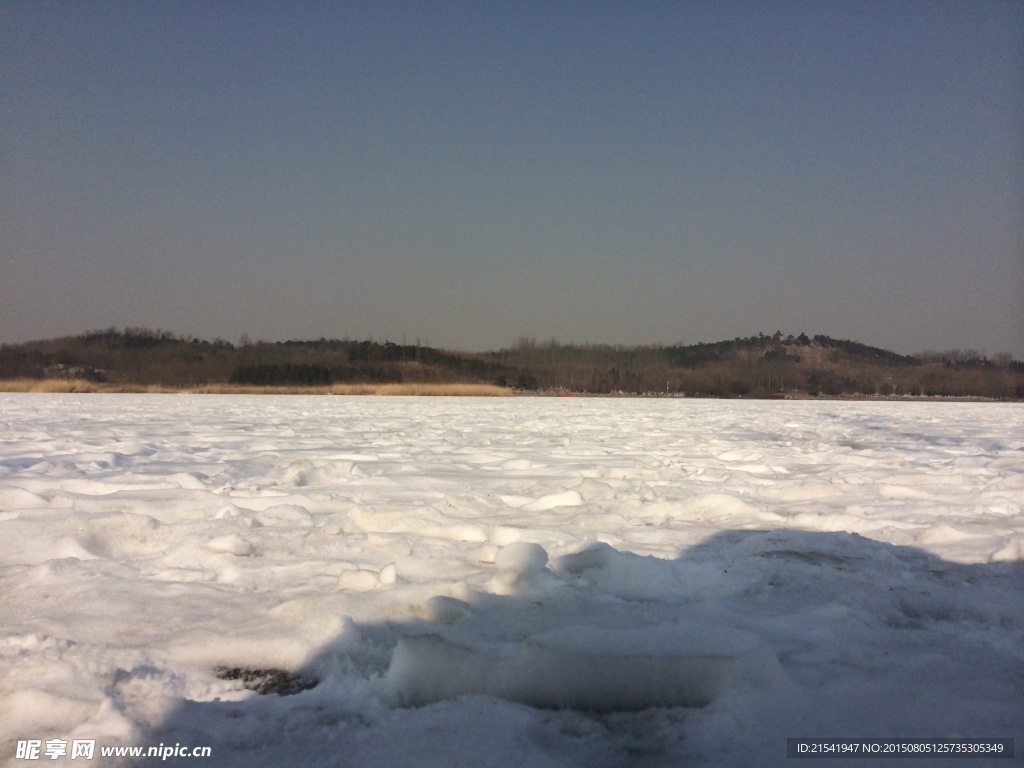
(2, 1, 1022, 357)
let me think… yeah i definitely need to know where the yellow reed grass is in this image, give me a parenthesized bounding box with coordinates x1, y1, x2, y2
(0, 379, 515, 396)
(0, 378, 100, 393)
(364, 383, 514, 396)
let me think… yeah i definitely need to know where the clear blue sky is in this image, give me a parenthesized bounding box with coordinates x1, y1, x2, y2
(2, 1, 1021, 356)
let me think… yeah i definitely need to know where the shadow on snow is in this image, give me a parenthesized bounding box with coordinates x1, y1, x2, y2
(125, 529, 1023, 767)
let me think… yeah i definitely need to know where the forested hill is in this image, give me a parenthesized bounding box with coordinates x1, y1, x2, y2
(1, 328, 1021, 399)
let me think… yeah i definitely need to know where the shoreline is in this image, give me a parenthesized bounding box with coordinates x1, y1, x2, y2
(0, 378, 1016, 402)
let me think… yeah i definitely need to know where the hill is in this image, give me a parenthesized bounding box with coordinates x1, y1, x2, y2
(1, 327, 1021, 399)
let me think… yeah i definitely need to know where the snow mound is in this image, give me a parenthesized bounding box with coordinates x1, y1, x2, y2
(0, 486, 48, 511)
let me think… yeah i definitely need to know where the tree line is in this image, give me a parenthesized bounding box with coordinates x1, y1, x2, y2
(1, 327, 1021, 400)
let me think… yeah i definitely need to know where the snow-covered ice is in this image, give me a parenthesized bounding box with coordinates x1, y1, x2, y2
(1, 394, 1022, 766)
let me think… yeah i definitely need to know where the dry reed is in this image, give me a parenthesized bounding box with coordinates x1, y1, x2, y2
(0, 379, 514, 397)
(0, 378, 100, 393)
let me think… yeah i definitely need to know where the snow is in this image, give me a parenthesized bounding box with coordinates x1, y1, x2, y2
(0, 394, 1022, 766)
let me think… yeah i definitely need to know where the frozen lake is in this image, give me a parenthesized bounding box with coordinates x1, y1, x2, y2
(1, 395, 1022, 766)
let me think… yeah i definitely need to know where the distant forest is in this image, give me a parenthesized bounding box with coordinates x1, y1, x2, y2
(2, 327, 1022, 399)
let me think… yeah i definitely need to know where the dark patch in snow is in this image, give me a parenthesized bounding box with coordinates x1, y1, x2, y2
(214, 666, 318, 696)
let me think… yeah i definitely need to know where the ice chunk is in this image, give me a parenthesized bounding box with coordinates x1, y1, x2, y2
(337, 568, 380, 591)
(255, 504, 313, 526)
(523, 490, 583, 511)
(419, 596, 471, 624)
(990, 535, 1024, 562)
(385, 622, 781, 711)
(495, 542, 548, 574)
(335, 562, 396, 591)
(488, 542, 550, 594)
(916, 524, 984, 545)
(488, 526, 523, 546)
(206, 534, 254, 556)
(379, 562, 397, 584)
